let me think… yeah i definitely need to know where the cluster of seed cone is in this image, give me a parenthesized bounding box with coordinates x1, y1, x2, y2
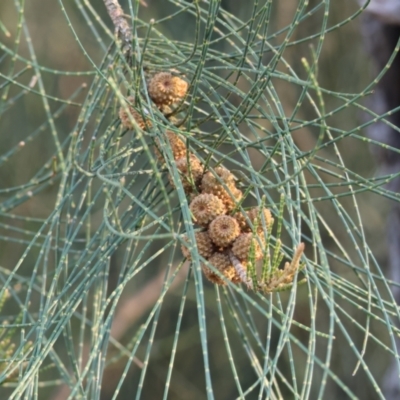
(182, 195, 273, 286)
(172, 150, 304, 289)
(158, 135, 274, 286)
(118, 70, 304, 289)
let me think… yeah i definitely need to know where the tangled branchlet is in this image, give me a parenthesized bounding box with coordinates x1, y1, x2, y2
(208, 215, 240, 248)
(148, 72, 188, 106)
(119, 96, 151, 130)
(189, 193, 226, 226)
(181, 232, 214, 260)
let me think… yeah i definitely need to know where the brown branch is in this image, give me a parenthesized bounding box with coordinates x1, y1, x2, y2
(103, 0, 132, 57)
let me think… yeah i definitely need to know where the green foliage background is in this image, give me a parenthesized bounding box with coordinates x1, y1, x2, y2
(0, 0, 398, 399)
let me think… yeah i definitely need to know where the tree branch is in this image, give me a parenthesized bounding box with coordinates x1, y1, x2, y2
(103, 0, 132, 57)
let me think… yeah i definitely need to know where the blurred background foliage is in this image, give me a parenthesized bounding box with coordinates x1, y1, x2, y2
(0, 0, 397, 399)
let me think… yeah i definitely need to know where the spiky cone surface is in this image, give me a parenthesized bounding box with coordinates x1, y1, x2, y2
(181, 232, 214, 260)
(218, 187, 243, 213)
(208, 215, 240, 248)
(201, 167, 242, 211)
(246, 207, 273, 232)
(155, 131, 188, 162)
(232, 232, 264, 262)
(201, 167, 236, 191)
(189, 193, 226, 226)
(202, 252, 242, 285)
(232, 210, 248, 231)
(169, 155, 204, 193)
(202, 182, 243, 212)
(148, 72, 188, 106)
(119, 97, 151, 130)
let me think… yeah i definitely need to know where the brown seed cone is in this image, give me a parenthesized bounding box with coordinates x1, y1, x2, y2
(232, 233, 264, 262)
(173, 76, 189, 98)
(247, 207, 273, 231)
(119, 96, 151, 130)
(201, 167, 236, 192)
(222, 187, 243, 213)
(158, 104, 173, 115)
(169, 155, 204, 193)
(148, 72, 188, 106)
(155, 131, 188, 162)
(208, 215, 240, 247)
(202, 251, 241, 285)
(181, 232, 214, 260)
(232, 211, 248, 231)
(189, 193, 226, 226)
(201, 168, 241, 212)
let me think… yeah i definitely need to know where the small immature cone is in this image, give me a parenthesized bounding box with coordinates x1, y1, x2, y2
(119, 96, 151, 130)
(181, 232, 214, 260)
(208, 215, 240, 248)
(148, 72, 188, 106)
(231, 232, 264, 262)
(189, 193, 226, 226)
(202, 252, 241, 285)
(155, 131, 188, 162)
